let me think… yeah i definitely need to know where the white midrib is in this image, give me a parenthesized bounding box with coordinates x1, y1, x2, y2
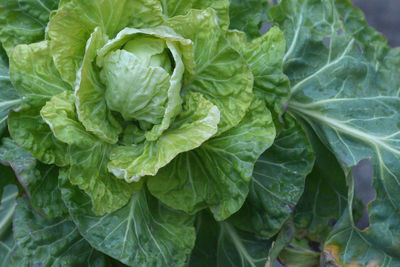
(0, 99, 22, 109)
(290, 103, 400, 156)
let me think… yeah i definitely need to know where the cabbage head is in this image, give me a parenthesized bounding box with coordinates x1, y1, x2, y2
(6, 0, 285, 219)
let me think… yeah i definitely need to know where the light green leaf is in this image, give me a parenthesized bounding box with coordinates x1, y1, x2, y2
(109, 92, 220, 182)
(0, 0, 59, 54)
(0, 138, 67, 218)
(226, 27, 289, 126)
(228, 114, 314, 238)
(13, 197, 107, 266)
(41, 91, 142, 214)
(167, 8, 254, 134)
(161, 0, 229, 29)
(48, 0, 163, 85)
(269, 0, 400, 264)
(147, 97, 275, 221)
(229, 0, 269, 39)
(59, 175, 196, 267)
(75, 27, 122, 144)
(0, 44, 20, 135)
(188, 211, 272, 267)
(8, 107, 69, 166)
(0, 184, 19, 266)
(9, 41, 72, 107)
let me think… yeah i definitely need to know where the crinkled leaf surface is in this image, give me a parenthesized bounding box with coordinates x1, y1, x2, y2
(108, 92, 220, 182)
(228, 114, 314, 238)
(0, 44, 19, 135)
(0, 0, 59, 54)
(189, 211, 272, 267)
(59, 174, 196, 267)
(167, 8, 254, 134)
(162, 0, 229, 29)
(9, 41, 72, 107)
(8, 107, 69, 166)
(269, 0, 400, 264)
(0, 138, 67, 218)
(8, 40, 71, 166)
(229, 0, 269, 39)
(147, 97, 275, 221)
(13, 197, 107, 266)
(227, 26, 289, 127)
(41, 91, 142, 215)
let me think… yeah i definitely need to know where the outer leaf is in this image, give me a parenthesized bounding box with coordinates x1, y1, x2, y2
(0, 184, 19, 266)
(48, 0, 163, 85)
(147, 97, 275, 221)
(227, 27, 289, 127)
(0, 0, 59, 54)
(293, 121, 347, 242)
(75, 27, 122, 144)
(229, 0, 268, 39)
(108, 92, 220, 182)
(229, 114, 314, 238)
(0, 44, 20, 135)
(8, 107, 69, 166)
(189, 211, 272, 267)
(13, 197, 107, 266)
(269, 0, 400, 264)
(9, 41, 72, 107)
(8, 40, 72, 166)
(167, 8, 254, 134)
(41, 91, 142, 214)
(161, 0, 229, 29)
(0, 138, 67, 218)
(59, 175, 196, 267)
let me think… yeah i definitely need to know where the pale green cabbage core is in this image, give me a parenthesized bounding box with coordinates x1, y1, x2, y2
(101, 36, 173, 125)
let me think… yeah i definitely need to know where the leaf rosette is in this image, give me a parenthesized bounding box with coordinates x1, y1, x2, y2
(6, 0, 278, 226)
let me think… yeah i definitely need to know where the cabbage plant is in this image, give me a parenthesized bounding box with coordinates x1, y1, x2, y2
(1, 0, 400, 266)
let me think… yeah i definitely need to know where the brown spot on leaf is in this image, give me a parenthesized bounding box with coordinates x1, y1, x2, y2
(323, 244, 342, 266)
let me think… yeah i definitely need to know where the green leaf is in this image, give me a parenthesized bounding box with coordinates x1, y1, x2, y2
(278, 238, 320, 267)
(226, 27, 289, 127)
(167, 8, 254, 134)
(8, 107, 69, 166)
(9, 41, 72, 107)
(13, 197, 107, 266)
(59, 175, 196, 267)
(147, 97, 275, 221)
(229, 0, 268, 39)
(269, 0, 400, 264)
(0, 138, 67, 218)
(0, 184, 19, 266)
(229, 114, 314, 238)
(293, 121, 347, 242)
(108, 92, 220, 182)
(40, 91, 142, 214)
(189, 211, 272, 267)
(75, 27, 122, 144)
(0, 0, 59, 54)
(161, 0, 230, 29)
(48, 0, 163, 85)
(0, 44, 20, 135)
